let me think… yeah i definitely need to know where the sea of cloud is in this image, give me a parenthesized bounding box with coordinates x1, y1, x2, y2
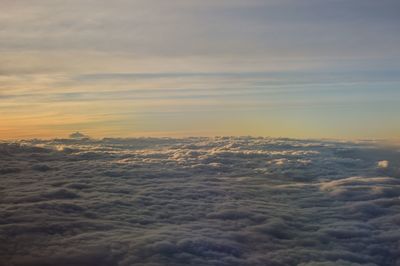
(1, 137, 399, 266)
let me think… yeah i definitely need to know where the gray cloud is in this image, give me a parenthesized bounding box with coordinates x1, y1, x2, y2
(1, 137, 400, 265)
(1, 0, 400, 59)
(1, 1, 400, 141)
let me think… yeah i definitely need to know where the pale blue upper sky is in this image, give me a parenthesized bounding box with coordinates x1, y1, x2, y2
(0, 0, 399, 139)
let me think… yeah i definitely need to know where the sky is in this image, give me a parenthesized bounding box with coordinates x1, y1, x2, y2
(1, 0, 400, 140)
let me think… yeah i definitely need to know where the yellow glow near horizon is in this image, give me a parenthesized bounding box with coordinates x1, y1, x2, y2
(1, 1, 399, 140)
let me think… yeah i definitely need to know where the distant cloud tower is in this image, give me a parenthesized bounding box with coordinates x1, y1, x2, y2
(69, 132, 89, 140)
(377, 160, 389, 169)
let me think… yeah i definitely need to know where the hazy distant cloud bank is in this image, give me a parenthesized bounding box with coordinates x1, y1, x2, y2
(1, 137, 399, 266)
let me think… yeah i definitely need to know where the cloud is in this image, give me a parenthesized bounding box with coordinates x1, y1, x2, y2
(1, 0, 400, 140)
(377, 160, 389, 168)
(1, 137, 400, 265)
(69, 131, 90, 140)
(2, 0, 400, 58)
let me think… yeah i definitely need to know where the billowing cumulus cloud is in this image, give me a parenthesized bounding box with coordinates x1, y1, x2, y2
(1, 137, 400, 265)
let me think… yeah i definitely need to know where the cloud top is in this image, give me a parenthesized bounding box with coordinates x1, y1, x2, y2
(1, 137, 400, 265)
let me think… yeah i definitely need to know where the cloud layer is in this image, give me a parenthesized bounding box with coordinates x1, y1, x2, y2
(1, 137, 400, 265)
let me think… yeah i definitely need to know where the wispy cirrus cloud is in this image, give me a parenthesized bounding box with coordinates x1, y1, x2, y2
(1, 0, 400, 139)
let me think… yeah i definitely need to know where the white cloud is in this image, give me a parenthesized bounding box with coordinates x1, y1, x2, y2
(377, 160, 389, 168)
